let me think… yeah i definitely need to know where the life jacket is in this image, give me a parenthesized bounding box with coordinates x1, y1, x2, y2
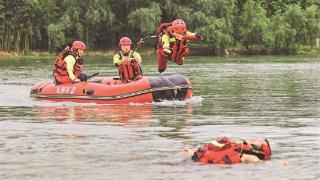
(241, 140, 272, 160)
(192, 138, 241, 164)
(157, 23, 188, 61)
(191, 137, 271, 164)
(157, 23, 173, 36)
(117, 51, 143, 83)
(52, 45, 83, 78)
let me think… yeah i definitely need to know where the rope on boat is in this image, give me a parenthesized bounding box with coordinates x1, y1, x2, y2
(160, 76, 180, 95)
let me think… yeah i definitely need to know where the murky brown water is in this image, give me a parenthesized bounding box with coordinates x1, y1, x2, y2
(0, 55, 319, 179)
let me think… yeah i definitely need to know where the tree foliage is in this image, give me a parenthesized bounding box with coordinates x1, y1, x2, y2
(240, 0, 270, 50)
(128, 2, 161, 35)
(0, 0, 319, 54)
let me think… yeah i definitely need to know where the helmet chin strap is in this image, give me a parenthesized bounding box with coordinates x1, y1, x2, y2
(72, 49, 81, 58)
(121, 50, 130, 56)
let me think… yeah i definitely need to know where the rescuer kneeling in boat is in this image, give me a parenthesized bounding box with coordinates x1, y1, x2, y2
(53, 41, 87, 84)
(113, 37, 143, 83)
(157, 19, 201, 73)
(181, 137, 271, 164)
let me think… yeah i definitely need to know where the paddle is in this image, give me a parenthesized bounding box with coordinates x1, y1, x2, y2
(87, 72, 99, 80)
(133, 35, 157, 52)
(141, 35, 157, 41)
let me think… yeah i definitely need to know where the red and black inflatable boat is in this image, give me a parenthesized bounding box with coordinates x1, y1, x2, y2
(30, 75, 192, 104)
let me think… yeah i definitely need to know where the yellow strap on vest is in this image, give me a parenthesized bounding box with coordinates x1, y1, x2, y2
(169, 37, 176, 43)
(209, 140, 225, 147)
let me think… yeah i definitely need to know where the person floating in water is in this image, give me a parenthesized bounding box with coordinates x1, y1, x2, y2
(181, 137, 271, 164)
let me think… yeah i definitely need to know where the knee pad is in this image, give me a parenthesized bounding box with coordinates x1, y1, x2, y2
(78, 74, 87, 82)
(175, 57, 184, 65)
(158, 49, 170, 58)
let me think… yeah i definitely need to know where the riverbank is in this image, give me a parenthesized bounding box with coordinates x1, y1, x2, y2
(1, 46, 319, 58)
(0, 49, 153, 58)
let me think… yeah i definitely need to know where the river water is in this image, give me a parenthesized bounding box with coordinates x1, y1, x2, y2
(0, 55, 319, 180)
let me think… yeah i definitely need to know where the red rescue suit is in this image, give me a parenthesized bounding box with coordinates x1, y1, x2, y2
(52, 46, 83, 84)
(157, 23, 200, 73)
(192, 137, 271, 164)
(116, 52, 143, 83)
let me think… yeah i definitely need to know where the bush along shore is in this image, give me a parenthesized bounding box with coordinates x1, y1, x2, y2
(0, 0, 319, 56)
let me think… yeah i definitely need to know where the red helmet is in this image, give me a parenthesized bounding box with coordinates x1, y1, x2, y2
(119, 37, 132, 46)
(172, 19, 187, 33)
(72, 41, 86, 50)
(262, 139, 272, 159)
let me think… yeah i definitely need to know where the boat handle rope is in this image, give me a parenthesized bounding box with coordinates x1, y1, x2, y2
(160, 76, 180, 95)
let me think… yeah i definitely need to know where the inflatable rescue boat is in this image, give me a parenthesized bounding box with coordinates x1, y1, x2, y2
(30, 75, 192, 104)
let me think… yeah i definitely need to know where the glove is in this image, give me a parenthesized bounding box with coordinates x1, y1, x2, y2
(195, 33, 202, 40)
(183, 33, 202, 40)
(130, 58, 136, 62)
(73, 78, 80, 83)
(172, 33, 184, 40)
(163, 49, 172, 55)
(77, 57, 84, 65)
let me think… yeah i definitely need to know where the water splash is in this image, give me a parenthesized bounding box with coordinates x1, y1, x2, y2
(152, 96, 203, 107)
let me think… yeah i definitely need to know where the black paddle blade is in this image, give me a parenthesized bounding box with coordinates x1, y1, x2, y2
(87, 72, 100, 79)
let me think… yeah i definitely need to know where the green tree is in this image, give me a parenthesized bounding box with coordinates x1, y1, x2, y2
(0, 0, 319, 54)
(159, 0, 193, 22)
(184, 0, 235, 55)
(84, 0, 114, 49)
(0, 0, 41, 52)
(128, 2, 161, 35)
(303, 5, 320, 45)
(269, 13, 297, 53)
(284, 5, 307, 45)
(239, 0, 271, 51)
(47, 0, 115, 51)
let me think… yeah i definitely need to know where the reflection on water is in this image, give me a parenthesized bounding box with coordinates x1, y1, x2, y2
(33, 104, 153, 124)
(0, 56, 319, 179)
